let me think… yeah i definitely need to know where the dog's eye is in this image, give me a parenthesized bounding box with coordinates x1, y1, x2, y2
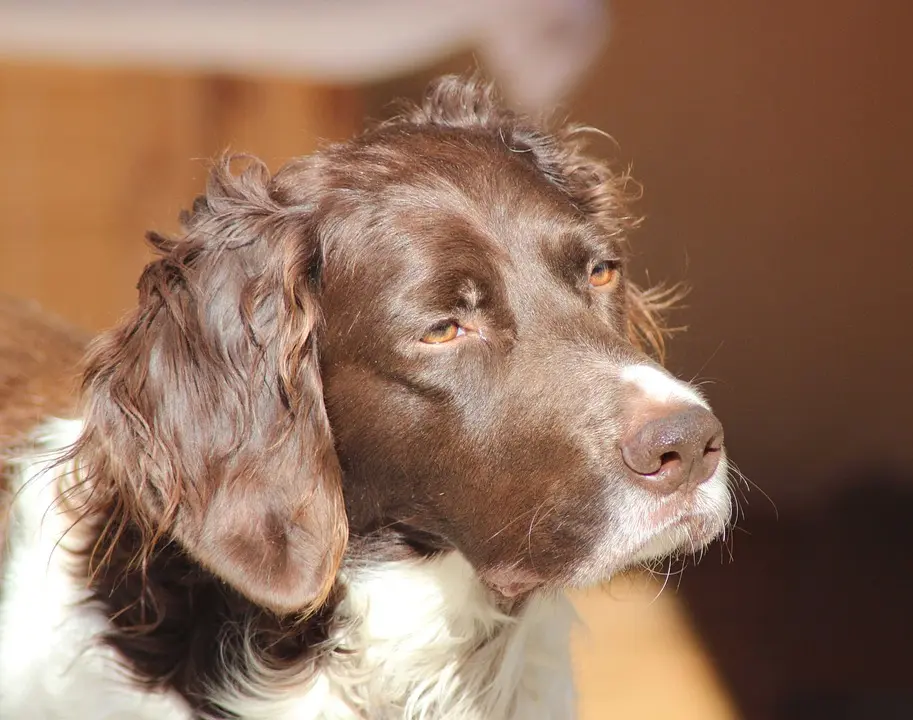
(589, 260, 620, 289)
(421, 321, 464, 344)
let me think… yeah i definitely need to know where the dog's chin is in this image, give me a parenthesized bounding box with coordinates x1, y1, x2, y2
(480, 564, 546, 599)
(475, 501, 730, 600)
(569, 513, 728, 589)
(627, 513, 725, 567)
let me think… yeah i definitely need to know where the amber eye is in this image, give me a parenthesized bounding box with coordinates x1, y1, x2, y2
(421, 321, 463, 344)
(589, 260, 620, 288)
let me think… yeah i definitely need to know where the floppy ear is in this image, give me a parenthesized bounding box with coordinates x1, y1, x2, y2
(77, 155, 346, 616)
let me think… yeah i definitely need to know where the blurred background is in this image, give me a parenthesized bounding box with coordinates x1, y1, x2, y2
(1, 1, 911, 717)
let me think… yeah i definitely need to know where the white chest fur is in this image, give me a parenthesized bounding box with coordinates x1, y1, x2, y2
(216, 554, 577, 720)
(0, 421, 578, 720)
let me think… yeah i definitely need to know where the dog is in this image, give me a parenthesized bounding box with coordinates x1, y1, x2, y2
(0, 76, 731, 719)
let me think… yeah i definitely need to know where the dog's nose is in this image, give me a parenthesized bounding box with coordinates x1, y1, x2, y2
(620, 406, 724, 495)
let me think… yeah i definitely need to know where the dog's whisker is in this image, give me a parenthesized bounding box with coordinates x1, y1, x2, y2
(729, 461, 778, 518)
(485, 505, 540, 543)
(647, 555, 674, 605)
(688, 340, 726, 384)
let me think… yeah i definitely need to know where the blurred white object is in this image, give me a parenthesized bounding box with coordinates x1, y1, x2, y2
(0, 0, 607, 109)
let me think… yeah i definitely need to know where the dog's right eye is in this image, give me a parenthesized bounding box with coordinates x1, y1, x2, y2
(421, 321, 464, 344)
(589, 260, 620, 289)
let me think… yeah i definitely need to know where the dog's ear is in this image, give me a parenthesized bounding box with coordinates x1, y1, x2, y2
(77, 156, 345, 616)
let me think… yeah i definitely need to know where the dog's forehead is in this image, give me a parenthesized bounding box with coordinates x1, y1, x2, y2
(371, 159, 587, 256)
(320, 129, 616, 305)
(352, 194, 592, 305)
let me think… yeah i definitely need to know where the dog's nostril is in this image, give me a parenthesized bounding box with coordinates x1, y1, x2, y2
(658, 451, 681, 470)
(704, 430, 724, 455)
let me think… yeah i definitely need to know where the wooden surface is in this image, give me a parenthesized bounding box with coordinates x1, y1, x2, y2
(0, 62, 359, 332)
(0, 60, 736, 718)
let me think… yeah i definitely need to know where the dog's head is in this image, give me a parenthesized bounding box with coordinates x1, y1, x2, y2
(76, 77, 730, 615)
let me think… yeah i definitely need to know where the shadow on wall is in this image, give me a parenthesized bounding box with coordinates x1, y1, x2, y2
(566, 0, 913, 506)
(563, 3, 913, 716)
(681, 479, 913, 719)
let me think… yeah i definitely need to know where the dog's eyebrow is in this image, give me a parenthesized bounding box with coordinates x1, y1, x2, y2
(457, 281, 484, 310)
(417, 271, 491, 315)
(565, 223, 620, 251)
(541, 226, 618, 267)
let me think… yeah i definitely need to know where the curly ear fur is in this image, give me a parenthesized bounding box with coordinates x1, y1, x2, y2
(74, 156, 346, 616)
(384, 74, 676, 360)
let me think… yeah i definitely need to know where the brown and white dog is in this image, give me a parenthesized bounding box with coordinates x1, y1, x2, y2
(0, 76, 731, 719)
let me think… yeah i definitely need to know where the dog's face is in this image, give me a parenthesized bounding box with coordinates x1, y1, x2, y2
(313, 128, 729, 597)
(78, 77, 729, 614)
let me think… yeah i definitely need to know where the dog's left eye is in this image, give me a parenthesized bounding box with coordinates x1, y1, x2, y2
(421, 321, 465, 344)
(589, 260, 620, 289)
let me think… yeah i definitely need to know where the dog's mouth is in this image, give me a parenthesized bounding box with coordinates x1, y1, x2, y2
(628, 512, 726, 567)
(479, 512, 726, 600)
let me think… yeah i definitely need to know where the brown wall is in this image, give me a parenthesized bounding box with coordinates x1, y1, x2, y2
(372, 3, 913, 715)
(567, 1, 913, 503)
(0, 63, 358, 332)
(370, 10, 913, 710)
(562, 3, 913, 715)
